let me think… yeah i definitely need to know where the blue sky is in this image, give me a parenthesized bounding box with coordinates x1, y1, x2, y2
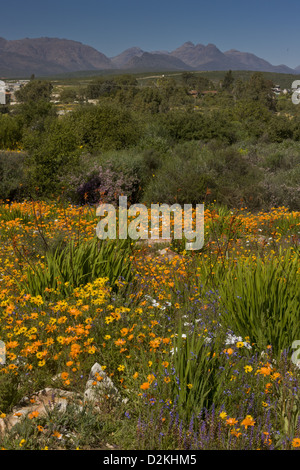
(2, 0, 300, 68)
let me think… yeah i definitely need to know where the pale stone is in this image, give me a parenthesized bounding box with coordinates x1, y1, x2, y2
(84, 363, 120, 403)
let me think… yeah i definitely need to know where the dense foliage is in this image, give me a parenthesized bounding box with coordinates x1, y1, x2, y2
(0, 71, 299, 211)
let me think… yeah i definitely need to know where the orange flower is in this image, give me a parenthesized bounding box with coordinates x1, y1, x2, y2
(265, 383, 272, 393)
(241, 415, 255, 429)
(28, 411, 40, 419)
(6, 341, 19, 349)
(61, 372, 69, 381)
(224, 348, 234, 355)
(230, 429, 242, 438)
(256, 364, 272, 376)
(149, 339, 160, 349)
(292, 438, 300, 448)
(263, 432, 272, 445)
(114, 338, 126, 347)
(70, 343, 81, 358)
(226, 417, 238, 426)
(112, 311, 121, 321)
(68, 308, 81, 318)
(271, 372, 281, 381)
(140, 382, 150, 390)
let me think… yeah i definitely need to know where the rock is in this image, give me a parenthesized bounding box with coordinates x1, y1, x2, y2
(136, 238, 172, 247)
(157, 247, 180, 260)
(0, 387, 78, 435)
(84, 363, 121, 404)
(0, 364, 126, 437)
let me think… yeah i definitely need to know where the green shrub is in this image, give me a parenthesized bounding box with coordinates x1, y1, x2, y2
(0, 114, 23, 150)
(0, 151, 28, 201)
(171, 322, 228, 421)
(19, 237, 134, 300)
(66, 103, 143, 152)
(218, 251, 300, 357)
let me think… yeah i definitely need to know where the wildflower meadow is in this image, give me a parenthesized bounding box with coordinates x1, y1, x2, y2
(0, 199, 299, 450)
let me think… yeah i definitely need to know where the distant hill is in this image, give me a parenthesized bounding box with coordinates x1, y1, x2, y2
(122, 52, 193, 71)
(223, 49, 294, 74)
(0, 37, 298, 77)
(110, 47, 144, 68)
(169, 42, 296, 74)
(170, 42, 226, 68)
(0, 37, 113, 77)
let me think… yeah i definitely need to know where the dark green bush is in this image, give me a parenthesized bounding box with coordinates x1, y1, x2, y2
(0, 114, 23, 150)
(0, 151, 28, 201)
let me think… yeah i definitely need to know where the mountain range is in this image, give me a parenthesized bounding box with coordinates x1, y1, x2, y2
(0, 37, 299, 77)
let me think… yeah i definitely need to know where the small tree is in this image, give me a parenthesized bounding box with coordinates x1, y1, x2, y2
(15, 80, 54, 128)
(15, 80, 53, 103)
(222, 70, 234, 90)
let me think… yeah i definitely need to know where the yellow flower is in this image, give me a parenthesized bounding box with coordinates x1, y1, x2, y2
(219, 411, 227, 420)
(87, 345, 96, 354)
(38, 360, 46, 367)
(147, 374, 155, 384)
(244, 365, 253, 373)
(187, 383, 193, 389)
